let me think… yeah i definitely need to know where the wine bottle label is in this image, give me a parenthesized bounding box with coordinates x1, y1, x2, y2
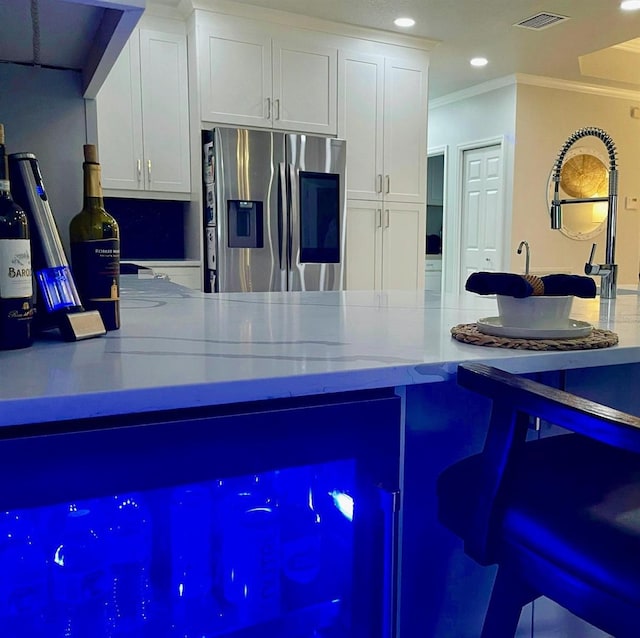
(0, 239, 33, 299)
(71, 238, 120, 302)
(0, 180, 9, 192)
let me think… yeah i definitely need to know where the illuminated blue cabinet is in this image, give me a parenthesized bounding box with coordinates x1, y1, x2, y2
(0, 389, 401, 637)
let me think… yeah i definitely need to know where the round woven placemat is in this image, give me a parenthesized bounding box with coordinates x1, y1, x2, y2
(451, 323, 618, 351)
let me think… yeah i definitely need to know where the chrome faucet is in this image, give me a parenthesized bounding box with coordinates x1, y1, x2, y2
(550, 127, 618, 299)
(517, 241, 530, 275)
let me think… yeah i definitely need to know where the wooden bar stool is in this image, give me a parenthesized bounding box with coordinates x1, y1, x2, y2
(437, 362, 640, 637)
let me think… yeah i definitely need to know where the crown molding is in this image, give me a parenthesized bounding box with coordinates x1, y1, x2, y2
(515, 73, 640, 100)
(430, 72, 640, 109)
(429, 75, 517, 109)
(613, 38, 640, 54)
(185, 0, 439, 51)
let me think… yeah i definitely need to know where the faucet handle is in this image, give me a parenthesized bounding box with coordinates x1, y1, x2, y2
(585, 243, 600, 275)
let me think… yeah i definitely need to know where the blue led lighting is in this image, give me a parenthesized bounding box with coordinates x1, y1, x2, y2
(330, 490, 354, 522)
(36, 267, 79, 312)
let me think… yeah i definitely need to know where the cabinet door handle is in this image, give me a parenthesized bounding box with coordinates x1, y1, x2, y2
(137, 159, 142, 181)
(384, 209, 390, 228)
(147, 159, 152, 183)
(275, 98, 280, 120)
(266, 97, 272, 119)
(376, 209, 382, 228)
(377, 174, 383, 194)
(385, 175, 390, 194)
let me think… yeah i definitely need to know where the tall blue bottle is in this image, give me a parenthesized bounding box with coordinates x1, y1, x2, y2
(214, 473, 281, 631)
(105, 493, 153, 637)
(170, 483, 220, 636)
(51, 500, 110, 637)
(0, 509, 48, 637)
(277, 465, 324, 614)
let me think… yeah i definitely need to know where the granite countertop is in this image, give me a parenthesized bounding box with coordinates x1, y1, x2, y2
(2, 276, 640, 426)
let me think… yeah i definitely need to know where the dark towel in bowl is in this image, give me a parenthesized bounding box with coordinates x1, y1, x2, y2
(465, 272, 533, 298)
(541, 274, 597, 298)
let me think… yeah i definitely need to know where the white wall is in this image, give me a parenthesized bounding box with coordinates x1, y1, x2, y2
(428, 83, 517, 293)
(0, 63, 87, 256)
(513, 82, 640, 285)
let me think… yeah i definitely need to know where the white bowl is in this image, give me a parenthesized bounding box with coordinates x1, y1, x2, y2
(497, 295, 573, 329)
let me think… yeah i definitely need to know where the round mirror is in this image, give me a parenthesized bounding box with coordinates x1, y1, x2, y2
(546, 146, 609, 240)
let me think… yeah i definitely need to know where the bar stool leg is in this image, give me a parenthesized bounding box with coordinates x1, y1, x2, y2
(480, 564, 537, 638)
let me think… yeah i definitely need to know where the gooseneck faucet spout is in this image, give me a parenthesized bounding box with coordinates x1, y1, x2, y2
(550, 127, 618, 299)
(517, 241, 530, 275)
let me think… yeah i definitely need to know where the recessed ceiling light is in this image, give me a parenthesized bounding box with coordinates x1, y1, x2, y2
(621, 0, 640, 10)
(470, 57, 489, 67)
(394, 17, 416, 28)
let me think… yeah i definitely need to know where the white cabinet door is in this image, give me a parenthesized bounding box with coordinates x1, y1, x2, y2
(339, 52, 427, 205)
(381, 202, 425, 290)
(273, 36, 337, 134)
(140, 29, 190, 193)
(96, 24, 190, 195)
(197, 15, 337, 134)
(338, 52, 384, 201)
(344, 200, 382, 290)
(198, 19, 272, 127)
(383, 58, 428, 204)
(345, 200, 425, 290)
(97, 34, 144, 191)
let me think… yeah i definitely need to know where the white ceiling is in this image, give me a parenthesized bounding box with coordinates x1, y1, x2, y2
(209, 0, 640, 99)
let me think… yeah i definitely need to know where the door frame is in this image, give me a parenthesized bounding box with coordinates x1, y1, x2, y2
(426, 145, 447, 291)
(442, 135, 509, 294)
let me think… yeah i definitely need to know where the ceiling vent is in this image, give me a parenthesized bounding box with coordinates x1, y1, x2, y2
(515, 12, 569, 30)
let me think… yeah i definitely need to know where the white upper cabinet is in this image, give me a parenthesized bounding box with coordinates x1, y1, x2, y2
(197, 13, 337, 135)
(338, 53, 384, 201)
(339, 51, 428, 204)
(197, 17, 271, 128)
(96, 21, 190, 194)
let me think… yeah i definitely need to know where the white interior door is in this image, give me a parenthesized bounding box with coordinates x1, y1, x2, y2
(460, 144, 503, 289)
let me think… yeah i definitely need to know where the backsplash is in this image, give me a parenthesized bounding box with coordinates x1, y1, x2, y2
(105, 198, 186, 260)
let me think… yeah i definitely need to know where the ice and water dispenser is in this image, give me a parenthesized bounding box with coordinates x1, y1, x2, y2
(227, 200, 264, 249)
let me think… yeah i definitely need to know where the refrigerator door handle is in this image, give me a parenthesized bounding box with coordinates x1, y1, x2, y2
(287, 163, 297, 274)
(278, 162, 287, 270)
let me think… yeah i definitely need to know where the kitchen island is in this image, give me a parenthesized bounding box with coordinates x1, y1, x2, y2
(2, 278, 639, 426)
(1, 278, 640, 638)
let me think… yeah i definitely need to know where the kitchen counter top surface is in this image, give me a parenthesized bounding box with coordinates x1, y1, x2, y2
(2, 277, 640, 426)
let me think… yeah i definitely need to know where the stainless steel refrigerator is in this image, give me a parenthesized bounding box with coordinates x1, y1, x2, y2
(203, 127, 346, 293)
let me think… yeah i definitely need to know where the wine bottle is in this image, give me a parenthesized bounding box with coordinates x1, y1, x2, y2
(0, 123, 34, 350)
(69, 145, 120, 331)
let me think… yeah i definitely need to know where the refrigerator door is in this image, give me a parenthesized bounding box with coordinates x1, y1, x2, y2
(214, 128, 286, 292)
(285, 135, 346, 291)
